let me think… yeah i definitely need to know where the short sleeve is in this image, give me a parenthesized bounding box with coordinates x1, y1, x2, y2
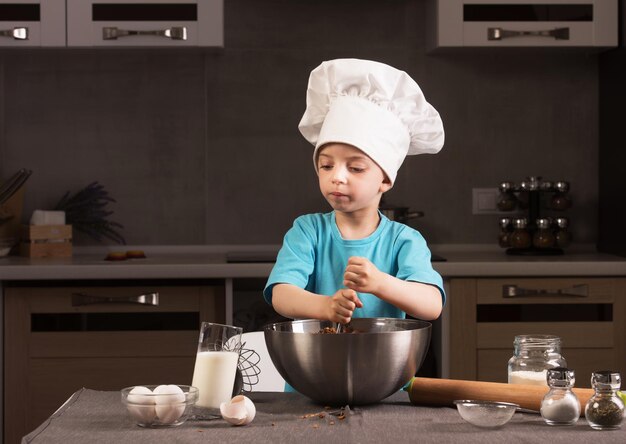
(263, 217, 317, 304)
(395, 229, 446, 306)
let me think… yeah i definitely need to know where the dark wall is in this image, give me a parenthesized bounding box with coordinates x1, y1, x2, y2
(0, 0, 600, 246)
(598, 0, 626, 256)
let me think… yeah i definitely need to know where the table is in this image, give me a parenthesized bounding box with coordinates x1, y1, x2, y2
(22, 389, 626, 443)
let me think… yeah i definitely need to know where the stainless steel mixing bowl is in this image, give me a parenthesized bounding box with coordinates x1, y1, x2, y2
(264, 318, 431, 405)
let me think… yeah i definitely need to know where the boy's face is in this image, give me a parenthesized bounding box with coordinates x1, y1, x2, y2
(317, 143, 391, 214)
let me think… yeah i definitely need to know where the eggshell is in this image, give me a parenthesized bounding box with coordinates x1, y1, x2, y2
(153, 384, 185, 424)
(126, 386, 156, 423)
(220, 395, 256, 426)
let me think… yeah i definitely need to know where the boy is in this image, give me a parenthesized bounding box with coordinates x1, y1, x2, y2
(264, 59, 445, 323)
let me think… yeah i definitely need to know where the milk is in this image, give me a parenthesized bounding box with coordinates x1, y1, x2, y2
(191, 351, 239, 408)
(509, 370, 548, 386)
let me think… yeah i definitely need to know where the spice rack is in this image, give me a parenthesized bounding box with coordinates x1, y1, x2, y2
(496, 176, 572, 256)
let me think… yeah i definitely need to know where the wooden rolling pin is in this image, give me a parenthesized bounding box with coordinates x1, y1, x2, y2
(406, 377, 594, 415)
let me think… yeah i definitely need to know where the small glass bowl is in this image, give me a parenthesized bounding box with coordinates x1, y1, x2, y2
(121, 385, 199, 428)
(453, 400, 519, 428)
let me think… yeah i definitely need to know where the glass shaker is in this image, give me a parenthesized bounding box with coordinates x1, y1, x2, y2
(509, 218, 532, 249)
(555, 217, 572, 248)
(497, 182, 517, 211)
(498, 217, 512, 248)
(585, 371, 624, 430)
(533, 218, 555, 249)
(540, 367, 580, 425)
(551, 181, 572, 210)
(508, 335, 567, 386)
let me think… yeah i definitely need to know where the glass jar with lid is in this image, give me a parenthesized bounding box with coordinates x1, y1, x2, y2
(533, 218, 555, 249)
(555, 217, 572, 248)
(509, 218, 532, 249)
(507, 335, 567, 386)
(585, 371, 624, 430)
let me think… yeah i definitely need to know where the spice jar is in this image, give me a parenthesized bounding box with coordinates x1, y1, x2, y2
(585, 371, 624, 430)
(540, 367, 580, 425)
(509, 218, 532, 249)
(555, 218, 572, 248)
(498, 218, 512, 248)
(497, 182, 517, 211)
(551, 181, 572, 211)
(508, 335, 567, 386)
(533, 218, 555, 249)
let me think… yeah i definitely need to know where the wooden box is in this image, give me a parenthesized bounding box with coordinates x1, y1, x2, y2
(20, 224, 72, 258)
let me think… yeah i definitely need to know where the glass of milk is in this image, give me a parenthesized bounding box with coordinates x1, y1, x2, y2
(191, 322, 242, 413)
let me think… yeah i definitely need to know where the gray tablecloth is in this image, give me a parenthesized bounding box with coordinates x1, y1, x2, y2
(23, 388, 626, 443)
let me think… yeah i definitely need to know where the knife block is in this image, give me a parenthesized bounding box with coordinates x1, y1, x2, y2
(20, 224, 72, 258)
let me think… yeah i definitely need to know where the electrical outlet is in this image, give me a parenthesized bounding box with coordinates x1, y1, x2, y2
(472, 188, 500, 215)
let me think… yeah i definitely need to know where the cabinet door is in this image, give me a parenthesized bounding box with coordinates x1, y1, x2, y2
(67, 0, 223, 47)
(4, 282, 225, 444)
(449, 278, 626, 385)
(0, 0, 65, 47)
(430, 0, 617, 49)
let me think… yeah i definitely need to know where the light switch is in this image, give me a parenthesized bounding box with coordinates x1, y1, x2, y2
(472, 188, 500, 214)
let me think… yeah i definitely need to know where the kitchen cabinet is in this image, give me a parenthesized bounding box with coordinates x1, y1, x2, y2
(67, 0, 223, 47)
(0, 0, 223, 48)
(3, 280, 225, 444)
(0, 0, 65, 47)
(448, 277, 626, 385)
(427, 0, 617, 50)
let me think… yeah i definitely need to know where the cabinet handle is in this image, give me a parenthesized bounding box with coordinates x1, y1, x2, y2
(102, 26, 187, 41)
(0, 27, 28, 40)
(488, 27, 569, 41)
(502, 284, 588, 298)
(71, 292, 159, 306)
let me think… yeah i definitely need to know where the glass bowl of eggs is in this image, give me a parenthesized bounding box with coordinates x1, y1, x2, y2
(121, 385, 199, 427)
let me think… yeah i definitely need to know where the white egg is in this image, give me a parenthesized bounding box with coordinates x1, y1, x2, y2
(220, 395, 256, 426)
(126, 386, 156, 423)
(153, 384, 186, 424)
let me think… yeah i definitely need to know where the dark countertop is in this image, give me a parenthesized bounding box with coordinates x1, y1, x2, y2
(1, 244, 625, 280)
(23, 389, 626, 443)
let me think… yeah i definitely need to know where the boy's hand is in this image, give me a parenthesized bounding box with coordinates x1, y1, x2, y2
(344, 256, 384, 294)
(328, 288, 363, 324)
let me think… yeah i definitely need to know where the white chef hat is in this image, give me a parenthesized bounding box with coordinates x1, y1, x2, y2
(298, 58, 444, 185)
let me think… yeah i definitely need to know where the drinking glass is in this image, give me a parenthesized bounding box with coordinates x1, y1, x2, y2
(191, 322, 242, 412)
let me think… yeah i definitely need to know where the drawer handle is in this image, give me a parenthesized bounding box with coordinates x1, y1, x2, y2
(102, 26, 187, 41)
(71, 292, 159, 306)
(0, 27, 28, 40)
(488, 27, 569, 41)
(502, 284, 588, 298)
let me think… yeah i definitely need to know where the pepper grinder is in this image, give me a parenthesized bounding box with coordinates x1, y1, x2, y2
(540, 367, 580, 426)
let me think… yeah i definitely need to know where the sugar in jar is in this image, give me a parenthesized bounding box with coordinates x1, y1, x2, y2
(508, 335, 567, 386)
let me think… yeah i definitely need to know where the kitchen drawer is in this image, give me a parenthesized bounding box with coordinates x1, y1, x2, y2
(3, 280, 225, 444)
(0, 0, 65, 47)
(449, 278, 626, 386)
(67, 0, 223, 47)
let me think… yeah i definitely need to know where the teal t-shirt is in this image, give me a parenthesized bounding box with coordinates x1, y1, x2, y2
(263, 211, 445, 315)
